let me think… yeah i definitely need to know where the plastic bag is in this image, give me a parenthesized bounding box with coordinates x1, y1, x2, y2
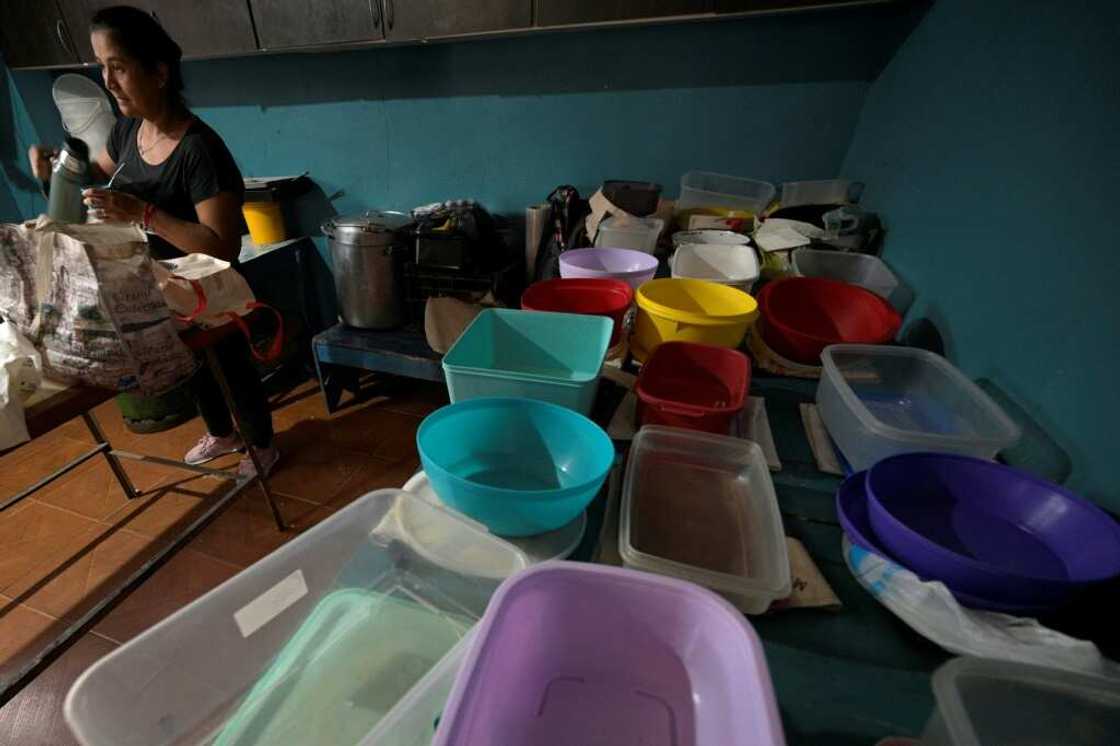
(0, 322, 41, 450)
(843, 536, 1120, 678)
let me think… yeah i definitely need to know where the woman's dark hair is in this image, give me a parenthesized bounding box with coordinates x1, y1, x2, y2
(90, 6, 184, 104)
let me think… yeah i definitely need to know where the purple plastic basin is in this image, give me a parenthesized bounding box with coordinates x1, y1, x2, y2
(865, 453, 1120, 607)
(559, 247, 659, 290)
(836, 473, 1054, 616)
(432, 562, 784, 746)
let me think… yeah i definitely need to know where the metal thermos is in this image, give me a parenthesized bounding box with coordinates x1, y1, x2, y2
(47, 137, 88, 224)
(322, 210, 410, 329)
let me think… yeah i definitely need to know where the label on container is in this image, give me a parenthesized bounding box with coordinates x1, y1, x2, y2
(234, 569, 308, 638)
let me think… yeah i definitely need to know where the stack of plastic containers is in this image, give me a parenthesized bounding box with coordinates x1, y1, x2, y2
(791, 247, 909, 312)
(675, 170, 776, 222)
(433, 563, 786, 746)
(619, 426, 790, 613)
(441, 308, 611, 415)
(816, 344, 1021, 471)
(64, 490, 528, 746)
(922, 657, 1120, 745)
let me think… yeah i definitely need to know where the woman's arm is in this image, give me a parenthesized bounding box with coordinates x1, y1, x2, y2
(81, 188, 242, 262)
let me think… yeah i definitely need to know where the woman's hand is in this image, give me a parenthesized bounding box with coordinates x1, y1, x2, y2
(82, 188, 147, 224)
(28, 145, 57, 183)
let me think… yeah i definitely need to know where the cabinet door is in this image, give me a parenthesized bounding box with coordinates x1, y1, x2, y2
(715, 0, 869, 12)
(250, 0, 384, 49)
(68, 1, 257, 61)
(383, 0, 530, 42)
(0, 1, 81, 68)
(534, 0, 710, 26)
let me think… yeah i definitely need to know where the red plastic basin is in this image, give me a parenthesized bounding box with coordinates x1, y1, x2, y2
(636, 341, 750, 434)
(757, 277, 901, 364)
(521, 278, 633, 346)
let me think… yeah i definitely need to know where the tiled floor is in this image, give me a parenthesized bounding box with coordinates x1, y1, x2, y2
(0, 375, 447, 745)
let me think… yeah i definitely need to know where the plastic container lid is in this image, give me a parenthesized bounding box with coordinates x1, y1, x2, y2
(619, 426, 790, 613)
(924, 657, 1120, 746)
(64, 490, 528, 746)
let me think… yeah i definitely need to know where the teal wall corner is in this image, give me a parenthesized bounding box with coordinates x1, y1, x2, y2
(842, 0, 1120, 507)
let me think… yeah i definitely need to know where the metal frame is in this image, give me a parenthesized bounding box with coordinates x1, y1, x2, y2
(0, 348, 285, 706)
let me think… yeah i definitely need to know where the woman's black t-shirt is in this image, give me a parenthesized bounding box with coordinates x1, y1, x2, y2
(106, 116, 243, 259)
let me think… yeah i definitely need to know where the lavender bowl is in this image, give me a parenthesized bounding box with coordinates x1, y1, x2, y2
(559, 247, 658, 290)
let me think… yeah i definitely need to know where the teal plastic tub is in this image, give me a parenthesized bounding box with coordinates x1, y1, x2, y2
(417, 398, 615, 536)
(441, 308, 611, 415)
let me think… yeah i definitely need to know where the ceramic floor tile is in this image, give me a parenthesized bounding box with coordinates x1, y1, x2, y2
(379, 380, 449, 417)
(326, 455, 421, 513)
(187, 486, 327, 568)
(100, 474, 236, 540)
(16, 527, 167, 624)
(266, 426, 370, 504)
(93, 547, 240, 645)
(0, 628, 117, 746)
(0, 435, 101, 500)
(0, 502, 104, 599)
(31, 455, 180, 524)
(0, 598, 70, 691)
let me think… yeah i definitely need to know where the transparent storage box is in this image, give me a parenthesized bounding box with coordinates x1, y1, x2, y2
(816, 345, 1021, 472)
(619, 426, 790, 613)
(791, 247, 910, 312)
(64, 490, 528, 746)
(594, 215, 664, 254)
(778, 179, 860, 209)
(676, 171, 776, 219)
(922, 657, 1120, 746)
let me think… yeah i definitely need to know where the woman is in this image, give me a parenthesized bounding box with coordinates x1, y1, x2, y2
(28, 6, 279, 477)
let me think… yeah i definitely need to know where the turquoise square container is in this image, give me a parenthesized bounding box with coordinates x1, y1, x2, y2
(442, 309, 612, 415)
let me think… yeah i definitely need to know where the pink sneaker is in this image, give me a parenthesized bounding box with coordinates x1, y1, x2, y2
(238, 445, 281, 479)
(184, 433, 243, 465)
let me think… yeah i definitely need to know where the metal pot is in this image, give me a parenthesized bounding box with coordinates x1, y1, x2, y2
(322, 210, 411, 329)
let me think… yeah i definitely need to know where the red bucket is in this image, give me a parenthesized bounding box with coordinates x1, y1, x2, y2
(521, 278, 633, 346)
(636, 341, 750, 434)
(757, 276, 901, 364)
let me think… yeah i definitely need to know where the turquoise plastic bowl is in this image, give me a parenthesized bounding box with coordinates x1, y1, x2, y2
(417, 398, 615, 537)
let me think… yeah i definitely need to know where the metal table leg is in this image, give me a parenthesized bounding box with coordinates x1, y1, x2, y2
(203, 346, 286, 531)
(82, 411, 138, 499)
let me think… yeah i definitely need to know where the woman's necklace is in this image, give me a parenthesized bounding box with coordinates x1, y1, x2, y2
(137, 120, 176, 157)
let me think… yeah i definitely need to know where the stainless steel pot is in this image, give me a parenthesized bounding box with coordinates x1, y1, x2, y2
(322, 210, 410, 329)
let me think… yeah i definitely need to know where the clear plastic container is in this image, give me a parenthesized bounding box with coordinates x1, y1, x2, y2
(594, 215, 665, 254)
(791, 248, 909, 312)
(816, 345, 1021, 472)
(676, 171, 776, 219)
(922, 657, 1120, 746)
(64, 490, 528, 746)
(778, 179, 859, 209)
(619, 426, 790, 613)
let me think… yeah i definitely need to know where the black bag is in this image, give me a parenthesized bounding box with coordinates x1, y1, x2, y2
(532, 185, 590, 282)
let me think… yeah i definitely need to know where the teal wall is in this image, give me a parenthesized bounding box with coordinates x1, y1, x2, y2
(842, 0, 1119, 507)
(2, 5, 921, 220)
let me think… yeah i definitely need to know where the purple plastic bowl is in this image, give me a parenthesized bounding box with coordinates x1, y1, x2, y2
(836, 473, 1054, 615)
(432, 562, 784, 746)
(865, 453, 1120, 607)
(559, 247, 659, 290)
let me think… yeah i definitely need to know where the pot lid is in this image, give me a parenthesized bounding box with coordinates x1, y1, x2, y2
(322, 210, 411, 245)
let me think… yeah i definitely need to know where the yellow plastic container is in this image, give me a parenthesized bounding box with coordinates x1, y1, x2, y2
(242, 201, 287, 245)
(632, 278, 758, 361)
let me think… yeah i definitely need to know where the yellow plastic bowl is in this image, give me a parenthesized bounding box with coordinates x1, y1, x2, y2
(243, 202, 287, 246)
(632, 278, 758, 361)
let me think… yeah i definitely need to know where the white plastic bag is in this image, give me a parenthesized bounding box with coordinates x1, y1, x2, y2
(152, 253, 256, 329)
(0, 322, 41, 450)
(843, 537, 1120, 678)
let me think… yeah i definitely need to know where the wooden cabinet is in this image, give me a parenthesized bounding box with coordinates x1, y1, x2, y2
(0, 1, 81, 68)
(250, 0, 384, 49)
(66, 1, 257, 61)
(382, 0, 530, 42)
(715, 0, 874, 12)
(534, 0, 711, 27)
